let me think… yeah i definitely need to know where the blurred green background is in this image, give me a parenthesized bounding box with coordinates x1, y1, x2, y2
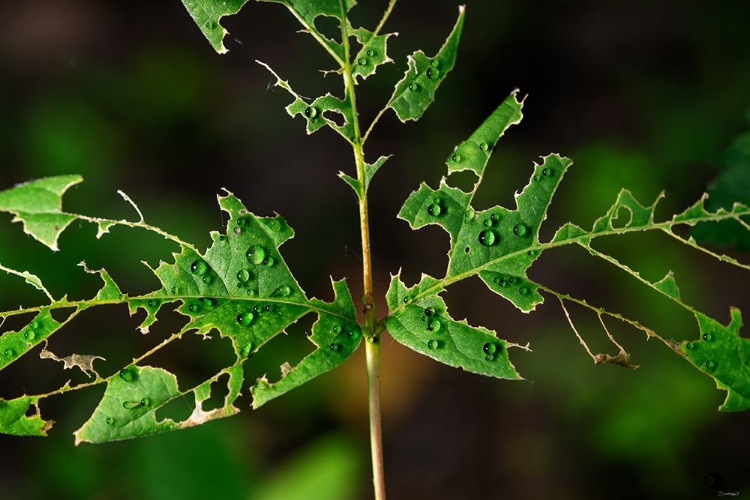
(1, 1, 749, 499)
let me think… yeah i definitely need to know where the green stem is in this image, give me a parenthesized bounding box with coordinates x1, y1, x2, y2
(337, 3, 386, 496)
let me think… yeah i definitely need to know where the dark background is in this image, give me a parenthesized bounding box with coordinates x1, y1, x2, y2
(1, 1, 749, 499)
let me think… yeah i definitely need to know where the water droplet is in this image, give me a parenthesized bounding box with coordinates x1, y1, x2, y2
(534, 175, 541, 182)
(119, 366, 137, 382)
(122, 400, 141, 410)
(147, 299, 159, 309)
(513, 224, 529, 237)
(247, 246, 266, 265)
(452, 153, 462, 163)
(202, 275, 213, 285)
(105, 417, 115, 425)
(237, 217, 248, 227)
(264, 304, 273, 312)
(188, 303, 199, 313)
(427, 203, 442, 216)
(403, 296, 411, 304)
(491, 213, 500, 222)
(358, 57, 368, 66)
(234, 227, 242, 235)
(479, 142, 489, 151)
(264, 256, 276, 267)
(426, 67, 440, 80)
(366, 49, 375, 57)
(542, 168, 553, 177)
(427, 319, 441, 332)
(253, 305, 261, 314)
(329, 343, 341, 352)
(478, 229, 497, 246)
(686, 342, 696, 350)
(483, 219, 493, 227)
(509, 277, 518, 284)
(271, 285, 291, 297)
(24, 329, 36, 341)
(4, 348, 17, 358)
(30, 321, 40, 329)
(237, 269, 252, 283)
(140, 398, 150, 407)
(705, 360, 716, 371)
(702, 332, 714, 342)
(237, 312, 254, 326)
(409, 82, 419, 92)
(425, 307, 436, 317)
(485, 354, 495, 362)
(464, 209, 475, 223)
(347, 328, 360, 341)
(499, 278, 508, 287)
(483, 342, 498, 355)
(191, 260, 208, 276)
(519, 286, 530, 295)
(333, 325, 342, 334)
(427, 339, 439, 350)
(263, 218, 281, 231)
(527, 250, 539, 257)
(304, 107, 318, 119)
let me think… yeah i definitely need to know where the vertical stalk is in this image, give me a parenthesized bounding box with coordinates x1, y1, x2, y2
(338, 3, 386, 496)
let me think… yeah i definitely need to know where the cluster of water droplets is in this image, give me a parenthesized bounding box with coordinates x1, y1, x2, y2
(685, 330, 718, 372)
(329, 323, 361, 352)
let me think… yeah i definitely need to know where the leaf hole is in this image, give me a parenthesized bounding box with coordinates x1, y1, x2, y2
(446, 170, 479, 193)
(323, 109, 347, 128)
(611, 205, 633, 229)
(155, 395, 193, 422)
(201, 373, 230, 412)
(313, 15, 341, 43)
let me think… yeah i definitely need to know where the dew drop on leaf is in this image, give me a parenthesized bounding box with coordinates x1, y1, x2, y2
(542, 168, 553, 177)
(464, 208, 475, 223)
(140, 398, 150, 407)
(191, 260, 208, 276)
(358, 57, 368, 66)
(237, 312, 254, 326)
(408, 83, 419, 92)
(427, 203, 442, 217)
(119, 366, 137, 383)
(202, 275, 213, 285)
(366, 49, 375, 57)
(237, 269, 251, 283)
(430, 59, 440, 68)
(427, 319, 441, 332)
(4, 348, 16, 358)
(479, 142, 489, 152)
(333, 325, 342, 334)
(452, 153, 462, 163)
(347, 327, 360, 341)
(265, 256, 276, 267)
(304, 107, 318, 119)
(240, 342, 253, 357)
(485, 354, 495, 362)
(263, 218, 281, 231)
(24, 329, 36, 341)
(702, 332, 714, 342)
(478, 229, 497, 246)
(426, 67, 440, 80)
(122, 400, 140, 410)
(519, 286, 530, 295)
(271, 285, 291, 298)
(705, 360, 717, 371)
(427, 339, 439, 350)
(147, 299, 159, 309)
(509, 277, 518, 284)
(424, 307, 436, 317)
(247, 246, 266, 265)
(329, 343, 341, 352)
(105, 417, 114, 426)
(686, 342, 696, 350)
(483, 342, 498, 355)
(513, 224, 530, 237)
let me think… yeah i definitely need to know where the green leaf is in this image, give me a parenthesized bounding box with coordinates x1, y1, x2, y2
(385, 273, 521, 380)
(1, 179, 362, 441)
(181, 0, 251, 54)
(351, 27, 394, 82)
(386, 6, 465, 122)
(258, 0, 357, 62)
(0, 396, 51, 437)
(0, 175, 82, 251)
(682, 308, 750, 412)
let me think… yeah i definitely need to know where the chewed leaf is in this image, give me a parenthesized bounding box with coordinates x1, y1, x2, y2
(258, 62, 355, 141)
(351, 28, 394, 82)
(74, 366, 181, 444)
(385, 273, 521, 379)
(258, 0, 357, 61)
(0, 175, 82, 251)
(0, 396, 52, 437)
(387, 7, 465, 122)
(682, 308, 750, 412)
(0, 309, 62, 371)
(181, 0, 250, 54)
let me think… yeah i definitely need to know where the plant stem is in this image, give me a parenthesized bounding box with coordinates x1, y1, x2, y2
(337, 2, 386, 496)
